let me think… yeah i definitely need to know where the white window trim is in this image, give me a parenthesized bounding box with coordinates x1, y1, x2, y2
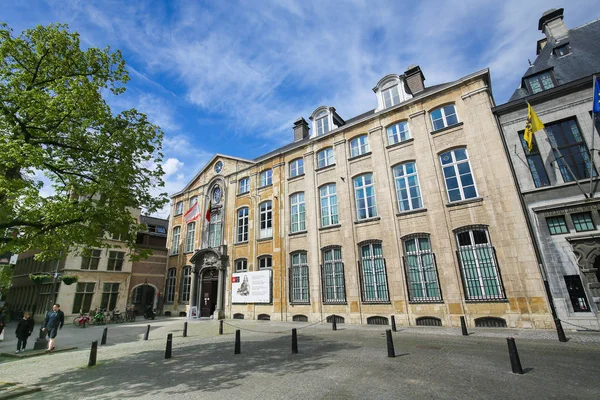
(310, 106, 339, 138)
(259, 201, 273, 238)
(237, 208, 249, 243)
(430, 104, 459, 131)
(289, 158, 304, 178)
(403, 236, 441, 301)
(171, 226, 181, 255)
(185, 222, 196, 253)
(258, 256, 272, 270)
(290, 192, 306, 233)
(259, 170, 272, 187)
(350, 135, 369, 158)
(317, 147, 335, 168)
(239, 177, 250, 194)
(387, 121, 411, 145)
(354, 174, 377, 220)
(393, 162, 423, 212)
(440, 148, 478, 203)
(373, 75, 411, 112)
(320, 184, 338, 227)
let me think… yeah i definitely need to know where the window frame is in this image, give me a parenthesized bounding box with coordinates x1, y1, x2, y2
(571, 212, 596, 232)
(402, 236, 442, 303)
(259, 169, 273, 187)
(179, 266, 191, 303)
(72, 282, 95, 314)
(518, 130, 550, 187)
(107, 251, 125, 271)
(393, 161, 423, 212)
(525, 70, 557, 94)
(238, 177, 250, 194)
(349, 135, 370, 158)
(170, 226, 181, 255)
(319, 183, 339, 227)
(358, 241, 389, 303)
(386, 121, 411, 145)
(546, 215, 568, 235)
(290, 192, 306, 233)
(440, 148, 478, 203)
(353, 173, 378, 220)
(185, 222, 196, 253)
(258, 255, 272, 270)
(259, 201, 273, 239)
(175, 201, 183, 215)
(316, 113, 330, 136)
(208, 209, 222, 248)
(235, 258, 248, 272)
(188, 196, 198, 208)
(321, 247, 346, 304)
(289, 158, 304, 178)
(81, 249, 101, 270)
(317, 147, 335, 168)
(289, 251, 310, 304)
(382, 84, 401, 109)
(237, 207, 249, 243)
(165, 268, 177, 303)
(100, 282, 120, 311)
(430, 104, 459, 131)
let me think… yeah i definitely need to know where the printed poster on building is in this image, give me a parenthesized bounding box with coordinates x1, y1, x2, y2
(232, 270, 271, 303)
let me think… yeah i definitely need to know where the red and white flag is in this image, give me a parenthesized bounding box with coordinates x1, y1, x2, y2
(184, 202, 200, 223)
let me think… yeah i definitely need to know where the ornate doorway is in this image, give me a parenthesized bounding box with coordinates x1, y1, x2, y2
(200, 268, 219, 317)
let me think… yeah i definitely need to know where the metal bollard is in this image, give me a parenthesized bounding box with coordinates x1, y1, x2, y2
(144, 325, 150, 340)
(88, 341, 98, 367)
(386, 329, 395, 358)
(165, 333, 173, 359)
(101, 327, 108, 345)
(183, 321, 188, 338)
(507, 337, 524, 374)
(332, 315, 337, 331)
(234, 329, 241, 354)
(291, 328, 298, 354)
(219, 320, 223, 335)
(460, 316, 468, 336)
(391, 315, 397, 332)
(555, 318, 568, 343)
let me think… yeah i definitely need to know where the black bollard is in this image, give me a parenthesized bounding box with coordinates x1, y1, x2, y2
(88, 341, 98, 367)
(391, 315, 397, 332)
(219, 320, 223, 335)
(460, 316, 468, 336)
(291, 328, 298, 354)
(101, 327, 108, 345)
(165, 333, 173, 359)
(386, 329, 395, 357)
(332, 315, 337, 331)
(555, 318, 568, 343)
(234, 329, 241, 354)
(506, 337, 524, 374)
(183, 321, 188, 338)
(144, 324, 150, 340)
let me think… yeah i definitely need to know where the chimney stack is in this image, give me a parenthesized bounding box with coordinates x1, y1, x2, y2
(404, 65, 425, 95)
(293, 117, 310, 142)
(538, 8, 568, 43)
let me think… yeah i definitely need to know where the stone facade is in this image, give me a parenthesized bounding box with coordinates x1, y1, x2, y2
(168, 67, 552, 329)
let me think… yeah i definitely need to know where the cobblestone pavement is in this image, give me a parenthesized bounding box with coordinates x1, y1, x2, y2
(1, 318, 599, 399)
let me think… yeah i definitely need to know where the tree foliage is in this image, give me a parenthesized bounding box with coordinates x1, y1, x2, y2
(0, 23, 167, 260)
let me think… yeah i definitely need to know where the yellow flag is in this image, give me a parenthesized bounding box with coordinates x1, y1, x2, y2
(524, 103, 545, 151)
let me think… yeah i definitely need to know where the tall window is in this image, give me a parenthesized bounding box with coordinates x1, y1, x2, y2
(546, 118, 596, 181)
(354, 174, 377, 220)
(107, 251, 125, 271)
(387, 121, 410, 145)
(526, 71, 555, 94)
(185, 222, 196, 252)
(259, 201, 273, 238)
(317, 147, 335, 168)
(81, 249, 101, 270)
(165, 268, 176, 303)
(259, 169, 272, 187)
(456, 228, 505, 301)
(519, 131, 550, 187)
(290, 158, 304, 178)
(322, 247, 345, 303)
(383, 85, 400, 108)
(239, 177, 250, 194)
(258, 256, 272, 270)
(350, 135, 369, 158)
(431, 105, 458, 131)
(101, 283, 120, 311)
(180, 267, 191, 303)
(316, 114, 330, 136)
(290, 252, 309, 304)
(440, 148, 477, 202)
(564, 275, 590, 312)
(237, 208, 249, 242)
(320, 184, 338, 227)
(175, 201, 183, 215)
(208, 210, 222, 248)
(403, 236, 441, 302)
(393, 162, 423, 212)
(235, 259, 247, 272)
(290, 192, 306, 233)
(171, 226, 181, 255)
(189, 196, 198, 208)
(359, 242, 389, 302)
(72, 282, 95, 313)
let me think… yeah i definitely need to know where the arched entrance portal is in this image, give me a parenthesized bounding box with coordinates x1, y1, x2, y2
(200, 268, 219, 317)
(131, 284, 156, 315)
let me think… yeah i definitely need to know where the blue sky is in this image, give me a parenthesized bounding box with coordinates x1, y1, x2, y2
(3, 0, 598, 217)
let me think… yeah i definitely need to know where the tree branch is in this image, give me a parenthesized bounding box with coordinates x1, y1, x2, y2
(43, 162, 99, 184)
(27, 47, 51, 90)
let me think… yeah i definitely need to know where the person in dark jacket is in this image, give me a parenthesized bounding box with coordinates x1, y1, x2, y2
(42, 304, 64, 352)
(15, 312, 34, 353)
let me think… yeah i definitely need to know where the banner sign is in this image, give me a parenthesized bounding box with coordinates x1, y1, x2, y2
(232, 270, 271, 304)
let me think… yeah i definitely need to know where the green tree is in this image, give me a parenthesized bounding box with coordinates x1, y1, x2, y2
(0, 23, 167, 260)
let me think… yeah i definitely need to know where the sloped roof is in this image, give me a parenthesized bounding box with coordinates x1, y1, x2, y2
(509, 18, 600, 102)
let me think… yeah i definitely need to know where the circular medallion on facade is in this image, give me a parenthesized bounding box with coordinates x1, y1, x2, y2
(212, 186, 222, 203)
(215, 161, 223, 173)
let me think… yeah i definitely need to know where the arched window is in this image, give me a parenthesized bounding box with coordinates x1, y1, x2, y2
(440, 148, 477, 202)
(237, 208, 249, 243)
(258, 255, 272, 270)
(353, 174, 377, 220)
(289, 158, 304, 178)
(431, 104, 458, 131)
(317, 147, 335, 168)
(321, 247, 345, 303)
(180, 266, 191, 303)
(359, 241, 389, 303)
(259, 201, 273, 238)
(208, 209, 222, 248)
(319, 184, 338, 227)
(185, 222, 196, 253)
(349, 135, 369, 158)
(290, 251, 309, 304)
(235, 258, 248, 272)
(290, 192, 306, 232)
(402, 235, 441, 302)
(387, 121, 410, 145)
(393, 162, 423, 212)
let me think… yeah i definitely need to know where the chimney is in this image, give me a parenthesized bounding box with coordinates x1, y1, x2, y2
(293, 117, 310, 142)
(538, 8, 568, 43)
(404, 65, 425, 95)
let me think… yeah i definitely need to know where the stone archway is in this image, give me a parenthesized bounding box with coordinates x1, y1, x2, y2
(568, 237, 600, 309)
(189, 247, 228, 319)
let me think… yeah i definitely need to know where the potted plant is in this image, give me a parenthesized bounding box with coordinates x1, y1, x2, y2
(29, 273, 50, 283)
(60, 275, 79, 285)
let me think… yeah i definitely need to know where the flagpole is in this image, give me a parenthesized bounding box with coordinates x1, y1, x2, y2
(590, 74, 598, 197)
(543, 128, 589, 199)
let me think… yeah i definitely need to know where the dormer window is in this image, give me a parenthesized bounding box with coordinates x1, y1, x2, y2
(525, 71, 556, 94)
(373, 74, 411, 112)
(383, 85, 401, 108)
(316, 112, 330, 136)
(310, 106, 345, 138)
(554, 44, 570, 57)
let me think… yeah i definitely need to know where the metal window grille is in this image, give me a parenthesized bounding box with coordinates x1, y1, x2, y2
(237, 208, 249, 242)
(233, 313, 244, 319)
(416, 317, 442, 326)
(354, 174, 377, 220)
(546, 216, 568, 235)
(290, 252, 309, 304)
(320, 184, 339, 227)
(326, 315, 345, 324)
(290, 193, 306, 232)
(366, 316, 389, 325)
(359, 243, 389, 303)
(474, 317, 507, 328)
(394, 162, 423, 211)
(293, 315, 308, 322)
(571, 212, 595, 232)
(257, 314, 271, 321)
(321, 248, 346, 304)
(402, 237, 442, 303)
(456, 229, 506, 301)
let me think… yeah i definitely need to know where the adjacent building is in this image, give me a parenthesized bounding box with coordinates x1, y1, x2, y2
(494, 9, 600, 329)
(169, 64, 553, 329)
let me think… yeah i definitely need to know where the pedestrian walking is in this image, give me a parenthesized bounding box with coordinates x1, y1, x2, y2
(42, 304, 64, 352)
(15, 312, 34, 353)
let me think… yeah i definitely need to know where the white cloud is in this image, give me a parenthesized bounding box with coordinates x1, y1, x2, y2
(162, 158, 184, 178)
